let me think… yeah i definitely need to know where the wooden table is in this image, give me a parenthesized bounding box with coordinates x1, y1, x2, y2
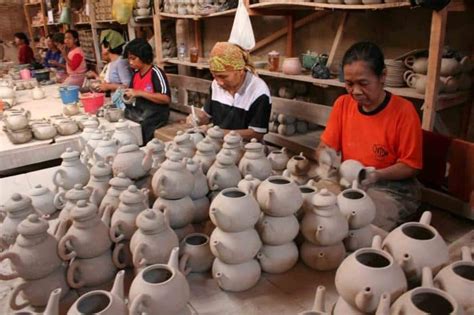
(0, 85, 143, 173)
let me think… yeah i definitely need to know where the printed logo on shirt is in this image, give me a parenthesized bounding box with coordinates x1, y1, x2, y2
(145, 84, 153, 92)
(373, 144, 388, 161)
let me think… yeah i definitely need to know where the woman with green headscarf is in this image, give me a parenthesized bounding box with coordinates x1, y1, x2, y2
(187, 42, 272, 141)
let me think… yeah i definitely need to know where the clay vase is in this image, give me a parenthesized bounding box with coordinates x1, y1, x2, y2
(287, 152, 311, 176)
(300, 241, 346, 271)
(298, 285, 329, 315)
(193, 137, 216, 174)
(206, 125, 225, 152)
(67, 270, 127, 315)
(209, 188, 261, 232)
(0, 193, 36, 249)
(152, 156, 194, 199)
(28, 184, 57, 216)
(343, 225, 374, 252)
(335, 236, 407, 313)
(111, 144, 152, 180)
(267, 147, 290, 175)
(57, 201, 112, 260)
(337, 180, 376, 229)
(180, 233, 213, 273)
(434, 246, 474, 311)
(302, 189, 348, 246)
(110, 185, 148, 242)
(0, 214, 61, 281)
(56, 184, 93, 223)
(145, 138, 166, 166)
(256, 214, 299, 245)
(11, 288, 62, 315)
(130, 209, 179, 269)
(210, 227, 262, 264)
(257, 242, 298, 274)
(207, 149, 242, 191)
(153, 196, 195, 229)
(129, 247, 191, 315)
(382, 211, 449, 283)
(53, 148, 90, 191)
(174, 131, 196, 158)
(112, 119, 139, 147)
(186, 159, 209, 199)
(99, 173, 133, 215)
(67, 250, 118, 289)
(238, 139, 272, 181)
(86, 161, 113, 206)
(212, 258, 261, 292)
(391, 267, 463, 315)
(256, 175, 303, 216)
(282, 57, 302, 75)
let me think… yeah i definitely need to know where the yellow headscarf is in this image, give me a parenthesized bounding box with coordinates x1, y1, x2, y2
(209, 42, 255, 73)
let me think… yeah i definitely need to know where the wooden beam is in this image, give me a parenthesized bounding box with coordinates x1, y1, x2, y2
(286, 15, 294, 57)
(153, 0, 163, 66)
(194, 20, 202, 57)
(327, 11, 348, 68)
(422, 8, 448, 131)
(23, 4, 36, 55)
(89, 0, 102, 71)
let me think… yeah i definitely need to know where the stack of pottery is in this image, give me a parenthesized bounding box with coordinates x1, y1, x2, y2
(276, 114, 296, 136)
(206, 125, 225, 152)
(239, 138, 272, 181)
(145, 138, 166, 172)
(173, 131, 196, 158)
(221, 131, 244, 164)
(86, 161, 113, 206)
(210, 188, 262, 291)
(385, 59, 407, 87)
(3, 215, 70, 311)
(52, 148, 90, 193)
(55, 184, 96, 223)
(180, 233, 214, 274)
(187, 159, 210, 224)
(134, 0, 152, 17)
(193, 137, 217, 174)
(267, 147, 290, 175)
(28, 184, 58, 217)
(111, 144, 153, 183)
(58, 201, 120, 293)
(112, 119, 139, 147)
(297, 180, 318, 220)
(255, 176, 302, 274)
(300, 189, 347, 271)
(99, 173, 134, 215)
(284, 152, 311, 185)
(79, 117, 100, 148)
(207, 149, 241, 193)
(3, 109, 33, 144)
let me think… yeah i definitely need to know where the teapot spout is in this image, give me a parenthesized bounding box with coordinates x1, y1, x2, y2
(315, 225, 325, 244)
(142, 149, 153, 171)
(421, 266, 434, 288)
(43, 288, 61, 315)
(210, 207, 229, 229)
(313, 285, 326, 312)
(354, 288, 375, 313)
(110, 270, 125, 300)
(167, 247, 180, 271)
(214, 271, 228, 288)
(100, 205, 112, 226)
(461, 246, 472, 262)
(399, 253, 417, 278)
(375, 293, 390, 315)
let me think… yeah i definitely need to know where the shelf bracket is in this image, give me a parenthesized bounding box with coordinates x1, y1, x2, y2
(327, 11, 348, 69)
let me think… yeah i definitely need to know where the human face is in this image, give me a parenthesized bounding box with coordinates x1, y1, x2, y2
(101, 45, 111, 63)
(343, 60, 386, 109)
(64, 32, 77, 49)
(46, 38, 55, 50)
(14, 37, 22, 46)
(127, 53, 146, 71)
(211, 70, 245, 93)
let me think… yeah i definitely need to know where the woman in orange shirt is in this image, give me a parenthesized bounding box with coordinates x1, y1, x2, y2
(317, 42, 423, 231)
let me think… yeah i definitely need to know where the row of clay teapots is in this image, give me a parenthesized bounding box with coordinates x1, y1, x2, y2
(129, 247, 191, 315)
(207, 149, 242, 191)
(239, 138, 272, 181)
(152, 156, 194, 199)
(404, 55, 462, 76)
(256, 175, 304, 217)
(110, 144, 153, 180)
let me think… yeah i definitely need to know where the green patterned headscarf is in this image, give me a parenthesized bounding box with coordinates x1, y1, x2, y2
(209, 42, 254, 73)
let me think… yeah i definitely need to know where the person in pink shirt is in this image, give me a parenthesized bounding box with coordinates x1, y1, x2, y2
(57, 30, 87, 86)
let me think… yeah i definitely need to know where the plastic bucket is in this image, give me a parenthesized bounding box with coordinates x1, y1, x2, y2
(59, 86, 80, 104)
(80, 93, 105, 114)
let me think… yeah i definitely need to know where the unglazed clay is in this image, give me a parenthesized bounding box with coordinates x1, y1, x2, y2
(210, 227, 262, 264)
(300, 241, 345, 271)
(111, 144, 152, 180)
(212, 258, 261, 292)
(153, 196, 195, 229)
(257, 242, 298, 274)
(53, 148, 90, 191)
(239, 138, 272, 180)
(256, 176, 303, 216)
(256, 214, 299, 245)
(0, 193, 36, 249)
(152, 156, 194, 199)
(180, 233, 213, 273)
(337, 181, 376, 229)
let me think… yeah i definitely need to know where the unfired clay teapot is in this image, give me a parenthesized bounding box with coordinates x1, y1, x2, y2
(3, 110, 30, 131)
(111, 144, 153, 180)
(238, 138, 272, 180)
(300, 241, 345, 271)
(174, 131, 196, 158)
(28, 184, 57, 216)
(98, 173, 133, 215)
(32, 123, 57, 140)
(212, 257, 261, 292)
(299, 181, 318, 214)
(267, 147, 290, 174)
(112, 119, 139, 147)
(222, 130, 243, 163)
(298, 285, 329, 315)
(186, 128, 205, 146)
(287, 152, 311, 176)
(256, 175, 303, 216)
(93, 136, 119, 165)
(152, 156, 194, 199)
(145, 138, 166, 166)
(0, 193, 36, 249)
(256, 214, 299, 245)
(404, 56, 428, 74)
(180, 233, 213, 273)
(237, 174, 261, 199)
(54, 119, 79, 136)
(53, 148, 90, 191)
(187, 159, 209, 199)
(32, 86, 45, 100)
(210, 227, 262, 264)
(153, 196, 195, 229)
(193, 137, 216, 174)
(55, 184, 94, 222)
(337, 180, 376, 229)
(67, 250, 119, 289)
(206, 125, 225, 152)
(343, 225, 374, 252)
(207, 149, 242, 191)
(86, 161, 113, 205)
(257, 242, 298, 274)
(12, 287, 62, 315)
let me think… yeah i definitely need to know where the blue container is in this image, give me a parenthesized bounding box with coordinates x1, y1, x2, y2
(59, 86, 80, 104)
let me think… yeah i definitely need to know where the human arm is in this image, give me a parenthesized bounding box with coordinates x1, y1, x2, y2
(223, 128, 264, 141)
(98, 82, 127, 92)
(361, 163, 419, 186)
(124, 88, 170, 104)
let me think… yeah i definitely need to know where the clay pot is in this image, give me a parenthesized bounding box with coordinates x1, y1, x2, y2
(0, 214, 61, 280)
(300, 241, 345, 271)
(103, 108, 124, 123)
(440, 57, 461, 76)
(56, 184, 93, 223)
(282, 57, 302, 75)
(391, 267, 462, 315)
(434, 246, 474, 311)
(111, 144, 152, 180)
(11, 287, 62, 315)
(277, 123, 296, 136)
(237, 174, 261, 199)
(93, 136, 119, 165)
(67, 250, 118, 289)
(343, 225, 374, 252)
(180, 233, 213, 273)
(146, 138, 166, 166)
(212, 258, 261, 292)
(129, 247, 191, 315)
(209, 188, 261, 232)
(152, 156, 194, 199)
(256, 175, 303, 216)
(257, 242, 298, 274)
(28, 184, 56, 216)
(0, 193, 36, 249)
(206, 126, 225, 152)
(337, 181, 376, 229)
(186, 159, 209, 199)
(278, 86, 296, 99)
(67, 270, 126, 315)
(302, 189, 349, 245)
(54, 119, 79, 136)
(210, 227, 262, 264)
(299, 181, 318, 214)
(267, 147, 290, 174)
(256, 214, 299, 245)
(80, 118, 100, 144)
(165, 143, 186, 161)
(53, 148, 90, 191)
(58, 201, 111, 260)
(186, 128, 205, 146)
(239, 138, 272, 181)
(32, 123, 57, 140)
(153, 196, 195, 229)
(223, 130, 243, 159)
(174, 131, 196, 158)
(404, 56, 428, 74)
(3, 111, 29, 131)
(405, 71, 446, 94)
(207, 149, 242, 191)
(98, 173, 133, 214)
(338, 159, 367, 187)
(112, 119, 139, 147)
(440, 76, 459, 93)
(193, 137, 216, 174)
(192, 196, 210, 224)
(86, 161, 113, 205)
(5, 127, 33, 144)
(335, 236, 407, 313)
(298, 285, 328, 315)
(287, 152, 311, 176)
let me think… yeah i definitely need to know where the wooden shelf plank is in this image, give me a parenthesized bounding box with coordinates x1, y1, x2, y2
(264, 131, 323, 160)
(159, 8, 237, 20)
(249, 1, 411, 11)
(24, 2, 41, 6)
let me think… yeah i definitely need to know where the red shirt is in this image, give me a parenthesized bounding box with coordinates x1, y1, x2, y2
(18, 44, 35, 64)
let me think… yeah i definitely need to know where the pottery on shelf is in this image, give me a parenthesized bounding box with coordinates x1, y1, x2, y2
(212, 258, 261, 292)
(256, 175, 303, 217)
(0, 193, 36, 249)
(3, 110, 29, 131)
(53, 148, 90, 191)
(32, 123, 57, 140)
(337, 180, 376, 229)
(282, 57, 302, 75)
(54, 119, 79, 136)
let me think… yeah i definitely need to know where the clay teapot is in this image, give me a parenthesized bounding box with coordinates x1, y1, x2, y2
(222, 130, 243, 163)
(0, 214, 61, 280)
(152, 196, 195, 229)
(152, 156, 194, 199)
(193, 137, 217, 174)
(80, 118, 100, 146)
(440, 57, 461, 76)
(86, 161, 113, 205)
(112, 119, 139, 147)
(256, 214, 299, 245)
(4, 127, 33, 144)
(267, 147, 290, 174)
(301, 189, 349, 246)
(210, 188, 261, 232)
(237, 174, 261, 199)
(257, 242, 298, 274)
(174, 131, 196, 158)
(212, 258, 261, 292)
(55, 184, 94, 222)
(28, 184, 57, 216)
(186, 159, 209, 199)
(287, 152, 311, 176)
(67, 250, 119, 289)
(0, 193, 36, 249)
(404, 56, 428, 74)
(382, 211, 449, 283)
(207, 149, 242, 191)
(31, 123, 57, 140)
(344, 225, 374, 252)
(11, 287, 62, 315)
(111, 144, 153, 180)
(206, 125, 225, 151)
(54, 119, 79, 136)
(338, 159, 370, 187)
(335, 236, 407, 313)
(405, 71, 446, 94)
(239, 138, 272, 181)
(256, 175, 303, 216)
(180, 233, 213, 273)
(103, 107, 124, 123)
(99, 173, 133, 215)
(145, 138, 166, 166)
(93, 136, 119, 165)
(185, 128, 205, 145)
(53, 148, 90, 191)
(85, 130, 106, 156)
(57, 200, 112, 260)
(128, 247, 191, 315)
(0, 84, 16, 104)
(210, 227, 262, 264)
(165, 143, 186, 161)
(67, 270, 126, 315)
(3, 110, 30, 131)
(299, 180, 318, 214)
(300, 241, 346, 271)
(391, 267, 463, 315)
(298, 285, 329, 315)
(32, 86, 45, 100)
(282, 57, 302, 75)
(130, 209, 179, 269)
(434, 246, 474, 311)
(337, 180, 376, 229)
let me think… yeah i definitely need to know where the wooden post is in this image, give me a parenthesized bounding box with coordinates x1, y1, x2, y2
(327, 12, 348, 69)
(153, 0, 164, 65)
(89, 0, 102, 71)
(194, 20, 202, 57)
(422, 8, 448, 131)
(23, 5, 36, 55)
(286, 15, 294, 57)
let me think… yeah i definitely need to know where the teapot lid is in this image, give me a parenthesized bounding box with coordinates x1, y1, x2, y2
(109, 173, 133, 188)
(174, 131, 191, 145)
(17, 214, 48, 236)
(65, 184, 91, 201)
(115, 119, 128, 129)
(196, 137, 216, 153)
(207, 126, 224, 139)
(71, 200, 98, 221)
(98, 135, 116, 147)
(312, 189, 337, 208)
(117, 144, 140, 154)
(165, 144, 185, 160)
(4, 193, 33, 213)
(216, 149, 235, 165)
(61, 147, 80, 160)
(119, 185, 145, 204)
(224, 130, 242, 145)
(89, 130, 104, 140)
(136, 209, 166, 233)
(83, 118, 99, 129)
(186, 159, 200, 173)
(90, 161, 112, 177)
(146, 138, 165, 153)
(244, 138, 263, 151)
(28, 184, 51, 196)
(162, 156, 186, 171)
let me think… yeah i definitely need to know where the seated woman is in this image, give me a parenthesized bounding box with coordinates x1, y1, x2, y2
(57, 30, 87, 86)
(42, 35, 62, 68)
(14, 32, 35, 64)
(123, 38, 170, 143)
(186, 42, 272, 141)
(316, 41, 422, 231)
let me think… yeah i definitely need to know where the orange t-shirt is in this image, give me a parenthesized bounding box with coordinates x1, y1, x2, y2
(321, 93, 422, 170)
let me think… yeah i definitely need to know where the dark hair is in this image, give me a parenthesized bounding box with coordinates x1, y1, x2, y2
(123, 38, 153, 64)
(342, 41, 385, 77)
(52, 32, 64, 45)
(14, 32, 29, 45)
(65, 30, 80, 47)
(102, 39, 124, 55)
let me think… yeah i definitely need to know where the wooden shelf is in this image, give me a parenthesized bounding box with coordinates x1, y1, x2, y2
(24, 2, 41, 7)
(159, 8, 237, 20)
(96, 19, 119, 24)
(31, 24, 45, 28)
(264, 130, 323, 161)
(249, 1, 411, 11)
(75, 21, 91, 26)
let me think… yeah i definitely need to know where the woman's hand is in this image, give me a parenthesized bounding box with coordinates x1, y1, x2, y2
(86, 70, 98, 79)
(49, 60, 60, 67)
(124, 88, 141, 98)
(97, 83, 111, 92)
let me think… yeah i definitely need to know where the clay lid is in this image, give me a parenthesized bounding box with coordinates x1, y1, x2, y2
(196, 137, 216, 153)
(28, 184, 51, 197)
(90, 161, 112, 177)
(89, 130, 104, 140)
(312, 189, 337, 208)
(60, 147, 80, 160)
(4, 193, 33, 213)
(65, 184, 91, 201)
(244, 138, 263, 151)
(115, 119, 129, 129)
(224, 130, 242, 145)
(146, 138, 165, 153)
(186, 159, 200, 173)
(17, 214, 48, 236)
(97, 136, 116, 147)
(117, 144, 140, 154)
(161, 156, 186, 171)
(165, 144, 185, 161)
(71, 200, 98, 221)
(223, 142, 240, 150)
(83, 118, 99, 129)
(216, 149, 235, 165)
(136, 209, 166, 233)
(119, 185, 145, 204)
(174, 131, 191, 145)
(109, 173, 133, 188)
(207, 126, 224, 139)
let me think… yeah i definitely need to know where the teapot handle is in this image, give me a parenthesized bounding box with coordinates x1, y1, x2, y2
(109, 220, 126, 243)
(404, 56, 415, 69)
(67, 258, 85, 289)
(112, 242, 128, 269)
(129, 293, 147, 315)
(52, 169, 66, 190)
(0, 251, 20, 280)
(53, 191, 66, 210)
(405, 72, 418, 88)
(9, 282, 29, 311)
(403, 70, 414, 84)
(132, 243, 148, 268)
(179, 253, 191, 276)
(58, 234, 77, 261)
